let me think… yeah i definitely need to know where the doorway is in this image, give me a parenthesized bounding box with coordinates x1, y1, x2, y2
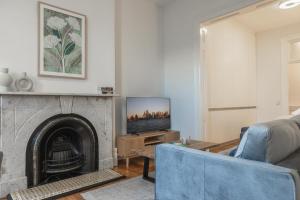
(199, 0, 300, 143)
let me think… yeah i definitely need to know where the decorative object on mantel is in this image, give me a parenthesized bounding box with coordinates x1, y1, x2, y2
(0, 68, 13, 92)
(15, 72, 33, 92)
(39, 2, 87, 79)
(100, 87, 114, 94)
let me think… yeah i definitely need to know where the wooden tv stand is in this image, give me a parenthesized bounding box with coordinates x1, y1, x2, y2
(117, 130, 180, 168)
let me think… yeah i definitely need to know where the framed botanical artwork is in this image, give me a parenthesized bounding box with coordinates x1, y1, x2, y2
(39, 2, 86, 79)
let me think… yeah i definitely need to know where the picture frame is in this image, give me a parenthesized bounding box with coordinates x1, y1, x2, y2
(38, 2, 87, 79)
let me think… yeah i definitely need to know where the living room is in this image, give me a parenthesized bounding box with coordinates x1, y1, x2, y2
(1, 0, 300, 200)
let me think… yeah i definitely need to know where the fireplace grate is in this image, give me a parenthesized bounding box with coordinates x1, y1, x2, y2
(44, 136, 85, 174)
(45, 153, 84, 174)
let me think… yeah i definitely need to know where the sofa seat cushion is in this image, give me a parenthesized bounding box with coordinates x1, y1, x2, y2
(277, 148, 300, 173)
(235, 119, 300, 164)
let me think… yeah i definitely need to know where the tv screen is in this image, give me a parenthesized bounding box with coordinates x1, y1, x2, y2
(127, 97, 171, 133)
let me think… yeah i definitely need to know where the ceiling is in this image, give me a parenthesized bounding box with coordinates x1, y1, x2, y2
(234, 1, 300, 32)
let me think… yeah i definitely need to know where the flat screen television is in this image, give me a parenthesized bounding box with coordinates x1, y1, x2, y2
(126, 97, 171, 134)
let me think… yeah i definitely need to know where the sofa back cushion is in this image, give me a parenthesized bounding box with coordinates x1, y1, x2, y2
(277, 148, 300, 173)
(235, 119, 300, 164)
(292, 115, 300, 128)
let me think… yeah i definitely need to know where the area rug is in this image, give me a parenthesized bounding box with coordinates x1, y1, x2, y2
(7, 170, 124, 200)
(81, 176, 154, 200)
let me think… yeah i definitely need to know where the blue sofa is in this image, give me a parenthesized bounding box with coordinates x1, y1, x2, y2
(155, 117, 300, 200)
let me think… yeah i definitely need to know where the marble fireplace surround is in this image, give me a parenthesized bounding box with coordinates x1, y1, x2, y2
(0, 92, 117, 197)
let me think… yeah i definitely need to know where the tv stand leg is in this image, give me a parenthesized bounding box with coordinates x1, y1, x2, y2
(126, 158, 130, 168)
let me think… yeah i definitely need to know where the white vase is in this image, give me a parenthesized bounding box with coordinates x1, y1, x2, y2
(15, 72, 33, 92)
(0, 68, 12, 92)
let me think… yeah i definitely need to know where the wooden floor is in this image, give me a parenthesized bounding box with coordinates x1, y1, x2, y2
(3, 139, 239, 200)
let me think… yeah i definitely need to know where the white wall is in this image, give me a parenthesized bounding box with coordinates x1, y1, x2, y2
(0, 0, 164, 135)
(206, 19, 256, 109)
(115, 0, 164, 134)
(162, 0, 259, 139)
(204, 19, 257, 143)
(1, 0, 265, 139)
(256, 22, 300, 121)
(290, 41, 300, 61)
(0, 0, 115, 93)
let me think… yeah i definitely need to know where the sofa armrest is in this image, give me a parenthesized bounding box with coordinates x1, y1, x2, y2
(155, 144, 300, 200)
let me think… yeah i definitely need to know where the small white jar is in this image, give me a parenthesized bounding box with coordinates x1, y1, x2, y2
(0, 68, 12, 92)
(15, 72, 33, 92)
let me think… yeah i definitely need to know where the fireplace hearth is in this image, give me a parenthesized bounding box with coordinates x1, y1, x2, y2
(26, 114, 99, 187)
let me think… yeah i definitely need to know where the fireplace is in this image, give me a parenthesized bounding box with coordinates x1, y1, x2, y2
(0, 95, 114, 197)
(26, 114, 99, 187)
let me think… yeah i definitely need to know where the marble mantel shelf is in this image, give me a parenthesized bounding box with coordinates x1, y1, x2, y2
(0, 92, 119, 97)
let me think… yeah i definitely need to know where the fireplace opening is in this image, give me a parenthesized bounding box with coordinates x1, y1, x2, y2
(26, 114, 98, 187)
(45, 130, 84, 174)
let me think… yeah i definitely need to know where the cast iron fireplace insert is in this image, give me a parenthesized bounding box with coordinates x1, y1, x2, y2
(26, 114, 99, 187)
